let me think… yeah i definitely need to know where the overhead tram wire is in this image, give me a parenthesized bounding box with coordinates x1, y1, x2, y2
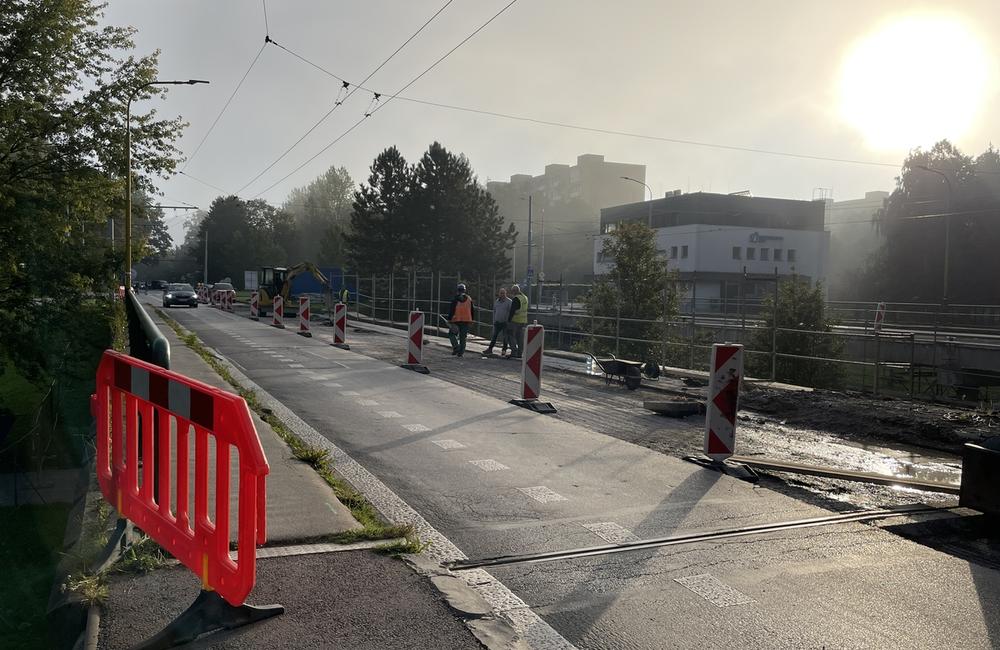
(249, 0, 521, 199)
(233, 0, 456, 196)
(181, 41, 268, 173)
(178, 170, 230, 195)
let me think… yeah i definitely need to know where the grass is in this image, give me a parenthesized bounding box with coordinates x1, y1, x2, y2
(154, 308, 424, 552)
(0, 504, 71, 649)
(113, 535, 167, 574)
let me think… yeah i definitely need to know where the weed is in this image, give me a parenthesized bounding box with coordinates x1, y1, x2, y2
(115, 535, 166, 574)
(292, 445, 330, 469)
(375, 534, 432, 557)
(63, 572, 108, 607)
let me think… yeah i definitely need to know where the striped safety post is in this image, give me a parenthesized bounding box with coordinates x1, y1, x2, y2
(298, 296, 311, 337)
(704, 343, 743, 461)
(271, 295, 284, 329)
(510, 321, 556, 413)
(331, 302, 349, 349)
(250, 291, 259, 320)
(401, 310, 428, 373)
(91, 350, 283, 641)
(213, 290, 221, 308)
(224, 292, 233, 312)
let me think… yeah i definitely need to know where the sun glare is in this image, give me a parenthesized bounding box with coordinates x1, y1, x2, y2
(838, 14, 991, 151)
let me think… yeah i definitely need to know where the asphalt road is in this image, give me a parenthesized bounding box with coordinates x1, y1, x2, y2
(152, 300, 998, 649)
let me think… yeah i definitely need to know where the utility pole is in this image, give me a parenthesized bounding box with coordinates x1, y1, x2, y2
(203, 229, 208, 285)
(527, 195, 533, 307)
(915, 165, 954, 303)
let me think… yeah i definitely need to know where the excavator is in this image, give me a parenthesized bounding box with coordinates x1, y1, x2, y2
(257, 262, 333, 317)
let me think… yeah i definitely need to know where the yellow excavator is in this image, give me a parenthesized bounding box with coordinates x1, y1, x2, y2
(257, 262, 333, 317)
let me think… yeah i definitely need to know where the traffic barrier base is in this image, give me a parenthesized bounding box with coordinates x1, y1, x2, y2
(297, 296, 312, 338)
(132, 590, 283, 650)
(509, 322, 556, 413)
(331, 302, 350, 350)
(401, 310, 429, 374)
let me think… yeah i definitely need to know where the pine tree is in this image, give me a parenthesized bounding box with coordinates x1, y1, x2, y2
(344, 147, 412, 274)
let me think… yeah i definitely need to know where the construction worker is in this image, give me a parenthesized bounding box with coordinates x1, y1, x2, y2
(507, 284, 528, 359)
(340, 285, 349, 304)
(447, 283, 474, 357)
(483, 287, 513, 357)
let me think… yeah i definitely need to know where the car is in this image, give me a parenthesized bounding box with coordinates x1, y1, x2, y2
(149, 280, 168, 291)
(162, 283, 198, 308)
(211, 281, 236, 303)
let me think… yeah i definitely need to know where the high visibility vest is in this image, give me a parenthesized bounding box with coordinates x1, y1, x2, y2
(511, 294, 528, 324)
(340, 288, 349, 303)
(451, 297, 473, 323)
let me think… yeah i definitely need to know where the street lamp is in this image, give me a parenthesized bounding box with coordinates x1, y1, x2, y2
(620, 176, 653, 226)
(914, 164, 954, 302)
(125, 79, 209, 285)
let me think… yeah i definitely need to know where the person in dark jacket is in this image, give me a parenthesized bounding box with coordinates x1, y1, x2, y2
(483, 287, 513, 356)
(447, 283, 474, 357)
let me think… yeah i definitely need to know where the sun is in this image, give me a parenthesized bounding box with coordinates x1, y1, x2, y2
(838, 13, 991, 151)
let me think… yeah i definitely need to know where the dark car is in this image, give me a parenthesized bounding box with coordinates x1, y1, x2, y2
(162, 283, 198, 308)
(149, 280, 168, 291)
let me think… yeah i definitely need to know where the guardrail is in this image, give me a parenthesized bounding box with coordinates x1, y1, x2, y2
(125, 289, 170, 369)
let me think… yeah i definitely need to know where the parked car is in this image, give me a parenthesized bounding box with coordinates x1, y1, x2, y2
(162, 283, 198, 308)
(212, 282, 236, 303)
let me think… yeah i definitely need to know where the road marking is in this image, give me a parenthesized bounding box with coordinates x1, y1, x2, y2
(469, 459, 509, 472)
(674, 574, 753, 607)
(288, 363, 304, 368)
(358, 399, 379, 406)
(325, 382, 343, 388)
(376, 411, 402, 418)
(582, 522, 639, 544)
(431, 439, 465, 450)
(517, 486, 567, 503)
(402, 423, 430, 433)
(340, 391, 360, 396)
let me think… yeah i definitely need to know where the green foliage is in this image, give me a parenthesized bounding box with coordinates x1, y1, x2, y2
(284, 165, 354, 265)
(749, 276, 843, 386)
(860, 140, 1000, 303)
(194, 196, 296, 282)
(579, 222, 677, 360)
(345, 143, 517, 276)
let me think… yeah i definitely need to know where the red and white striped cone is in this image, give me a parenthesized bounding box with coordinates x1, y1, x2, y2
(213, 290, 221, 308)
(271, 295, 285, 329)
(250, 291, 259, 320)
(401, 310, 428, 373)
(331, 302, 349, 349)
(298, 296, 312, 337)
(224, 292, 232, 312)
(704, 343, 743, 461)
(510, 321, 556, 413)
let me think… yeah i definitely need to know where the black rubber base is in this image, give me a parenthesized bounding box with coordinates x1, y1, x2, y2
(509, 398, 557, 414)
(133, 589, 284, 649)
(681, 456, 759, 483)
(332, 343, 351, 350)
(401, 363, 430, 374)
(297, 331, 312, 337)
(270, 324, 285, 329)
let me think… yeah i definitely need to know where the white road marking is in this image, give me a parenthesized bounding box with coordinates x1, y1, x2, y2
(288, 363, 304, 368)
(358, 399, 379, 406)
(376, 411, 402, 418)
(325, 382, 343, 388)
(582, 522, 639, 544)
(469, 459, 509, 472)
(402, 423, 430, 433)
(340, 390, 360, 396)
(431, 439, 466, 450)
(517, 486, 568, 503)
(674, 574, 753, 607)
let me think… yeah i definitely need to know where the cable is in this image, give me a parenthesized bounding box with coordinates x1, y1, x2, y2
(249, 0, 519, 199)
(262, 0, 270, 36)
(181, 42, 268, 172)
(179, 170, 229, 194)
(234, 0, 455, 195)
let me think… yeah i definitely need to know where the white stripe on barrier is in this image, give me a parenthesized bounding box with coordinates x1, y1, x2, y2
(272, 295, 285, 329)
(250, 291, 259, 320)
(704, 343, 743, 461)
(407, 311, 424, 364)
(520, 323, 544, 400)
(298, 296, 311, 337)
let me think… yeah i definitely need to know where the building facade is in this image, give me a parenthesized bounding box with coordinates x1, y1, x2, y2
(487, 154, 646, 283)
(824, 191, 888, 298)
(595, 192, 830, 310)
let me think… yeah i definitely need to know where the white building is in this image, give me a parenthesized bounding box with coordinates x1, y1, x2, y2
(595, 192, 830, 310)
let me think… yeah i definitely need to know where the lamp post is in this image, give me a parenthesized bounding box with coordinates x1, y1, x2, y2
(914, 164, 954, 303)
(620, 175, 653, 226)
(125, 79, 209, 285)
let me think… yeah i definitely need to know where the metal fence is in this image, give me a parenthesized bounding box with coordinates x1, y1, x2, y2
(331, 271, 1000, 403)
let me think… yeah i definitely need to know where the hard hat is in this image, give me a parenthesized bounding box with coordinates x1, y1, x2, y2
(457, 283, 466, 292)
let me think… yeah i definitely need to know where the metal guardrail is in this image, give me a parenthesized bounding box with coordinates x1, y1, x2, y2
(125, 289, 170, 369)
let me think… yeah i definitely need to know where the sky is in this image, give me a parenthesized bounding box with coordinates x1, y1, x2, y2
(101, 1, 1000, 243)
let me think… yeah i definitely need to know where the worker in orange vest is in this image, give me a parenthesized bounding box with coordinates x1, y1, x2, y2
(447, 283, 474, 357)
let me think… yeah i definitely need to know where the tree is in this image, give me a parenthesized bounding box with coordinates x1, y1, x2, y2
(860, 140, 1000, 303)
(344, 146, 414, 274)
(579, 222, 677, 360)
(0, 0, 184, 378)
(283, 165, 354, 264)
(749, 276, 842, 387)
(196, 196, 297, 283)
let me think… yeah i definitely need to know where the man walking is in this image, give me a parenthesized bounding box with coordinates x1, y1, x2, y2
(507, 284, 528, 359)
(483, 287, 513, 357)
(447, 283, 474, 357)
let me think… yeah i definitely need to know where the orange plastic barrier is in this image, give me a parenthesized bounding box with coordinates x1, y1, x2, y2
(92, 350, 269, 606)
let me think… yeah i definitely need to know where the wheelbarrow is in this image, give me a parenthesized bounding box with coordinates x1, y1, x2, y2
(586, 353, 644, 390)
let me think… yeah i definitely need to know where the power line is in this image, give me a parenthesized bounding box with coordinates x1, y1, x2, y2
(234, 0, 455, 195)
(262, 0, 270, 36)
(250, 0, 520, 199)
(181, 41, 268, 172)
(179, 170, 229, 194)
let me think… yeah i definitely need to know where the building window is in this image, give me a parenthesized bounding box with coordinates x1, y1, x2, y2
(774, 248, 783, 261)
(787, 249, 797, 263)
(732, 246, 741, 260)
(746, 247, 756, 260)
(681, 245, 688, 259)
(670, 246, 678, 259)
(760, 248, 769, 261)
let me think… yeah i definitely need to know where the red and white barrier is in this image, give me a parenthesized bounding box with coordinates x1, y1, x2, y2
(271, 295, 284, 329)
(520, 323, 544, 400)
(406, 310, 424, 365)
(874, 302, 886, 332)
(298, 296, 311, 337)
(250, 291, 259, 320)
(332, 302, 349, 349)
(225, 292, 234, 312)
(704, 343, 743, 461)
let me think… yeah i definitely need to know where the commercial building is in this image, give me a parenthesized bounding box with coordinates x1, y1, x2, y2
(487, 154, 646, 283)
(595, 192, 829, 310)
(823, 191, 888, 297)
